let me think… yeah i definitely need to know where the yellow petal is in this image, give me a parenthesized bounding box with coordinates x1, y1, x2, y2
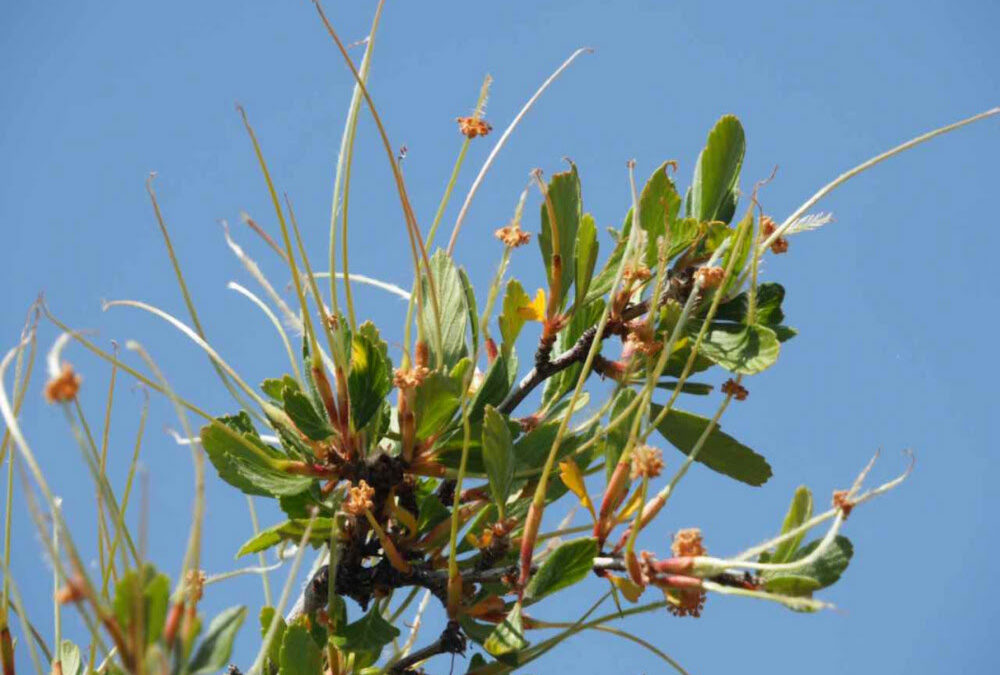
(558, 459, 593, 513)
(609, 575, 644, 603)
(516, 289, 546, 322)
(615, 489, 642, 522)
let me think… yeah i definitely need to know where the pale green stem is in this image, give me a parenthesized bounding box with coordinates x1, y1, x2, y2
(587, 625, 689, 675)
(44, 309, 213, 420)
(147, 174, 262, 419)
(52, 502, 62, 668)
(101, 299, 267, 409)
(447, 48, 592, 255)
(329, 2, 384, 331)
(527, 160, 646, 525)
(101, 390, 149, 598)
(246, 497, 273, 606)
(62, 404, 140, 567)
(251, 513, 318, 675)
(760, 107, 1000, 254)
(126, 341, 204, 603)
(228, 282, 303, 385)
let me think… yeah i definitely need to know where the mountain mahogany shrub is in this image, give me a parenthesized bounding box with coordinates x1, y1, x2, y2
(1, 5, 997, 675)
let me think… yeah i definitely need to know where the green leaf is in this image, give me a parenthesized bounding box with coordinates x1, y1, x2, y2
(498, 279, 531, 352)
(58, 641, 82, 675)
(763, 574, 821, 597)
(624, 161, 684, 268)
(695, 323, 781, 375)
(648, 405, 771, 486)
(719, 207, 755, 296)
(282, 386, 334, 441)
(654, 380, 713, 395)
(690, 115, 745, 223)
(469, 351, 517, 422)
(279, 624, 322, 675)
(261, 375, 300, 402)
(585, 226, 627, 304)
(237, 518, 335, 557)
(604, 388, 637, 481)
(541, 299, 604, 406)
(413, 371, 462, 440)
(772, 486, 813, 564)
(574, 213, 599, 307)
(460, 267, 480, 354)
(417, 491, 451, 534)
(524, 538, 598, 601)
(112, 565, 170, 647)
(331, 607, 400, 659)
(484, 603, 528, 656)
(764, 536, 854, 596)
(538, 163, 582, 308)
(202, 417, 313, 497)
(481, 406, 515, 513)
(259, 607, 287, 666)
(421, 249, 470, 369)
(188, 606, 247, 675)
(713, 282, 796, 342)
(348, 333, 392, 430)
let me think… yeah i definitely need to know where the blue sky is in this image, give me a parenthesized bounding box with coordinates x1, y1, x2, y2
(2, 1, 998, 673)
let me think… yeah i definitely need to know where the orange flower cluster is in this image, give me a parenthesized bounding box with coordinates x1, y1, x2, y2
(694, 266, 725, 289)
(761, 216, 789, 254)
(622, 263, 652, 284)
(721, 378, 748, 401)
(625, 322, 662, 357)
(44, 363, 81, 403)
(456, 116, 492, 139)
(832, 489, 855, 518)
(344, 480, 375, 516)
(494, 222, 531, 248)
(186, 569, 206, 602)
(666, 587, 706, 618)
(393, 365, 429, 390)
(671, 528, 706, 558)
(631, 445, 665, 480)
